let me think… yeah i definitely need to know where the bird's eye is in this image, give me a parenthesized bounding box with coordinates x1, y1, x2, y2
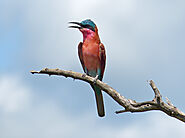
(83, 24, 91, 28)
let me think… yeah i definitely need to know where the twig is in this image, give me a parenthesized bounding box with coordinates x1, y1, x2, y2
(30, 68, 185, 123)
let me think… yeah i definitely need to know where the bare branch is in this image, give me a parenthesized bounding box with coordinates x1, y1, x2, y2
(30, 68, 185, 123)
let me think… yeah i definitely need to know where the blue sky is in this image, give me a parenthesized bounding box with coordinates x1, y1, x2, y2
(0, 0, 185, 137)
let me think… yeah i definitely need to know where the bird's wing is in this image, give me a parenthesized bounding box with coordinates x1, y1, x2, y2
(99, 43, 106, 81)
(78, 42, 85, 72)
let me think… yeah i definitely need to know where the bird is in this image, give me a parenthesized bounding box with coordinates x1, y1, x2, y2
(69, 19, 106, 117)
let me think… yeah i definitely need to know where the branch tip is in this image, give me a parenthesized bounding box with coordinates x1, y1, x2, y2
(30, 70, 39, 74)
(115, 109, 127, 114)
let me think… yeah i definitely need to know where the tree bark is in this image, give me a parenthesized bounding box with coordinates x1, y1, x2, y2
(30, 68, 185, 123)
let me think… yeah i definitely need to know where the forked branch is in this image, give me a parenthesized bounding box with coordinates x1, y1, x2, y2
(30, 68, 185, 123)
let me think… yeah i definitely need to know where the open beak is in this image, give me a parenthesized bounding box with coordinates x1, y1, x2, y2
(68, 21, 95, 32)
(68, 22, 83, 29)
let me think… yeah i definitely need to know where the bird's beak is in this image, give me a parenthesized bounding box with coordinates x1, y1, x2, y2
(68, 22, 83, 29)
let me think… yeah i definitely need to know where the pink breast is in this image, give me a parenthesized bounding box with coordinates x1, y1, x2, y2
(83, 45, 100, 70)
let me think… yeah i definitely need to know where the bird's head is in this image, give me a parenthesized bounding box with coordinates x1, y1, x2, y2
(69, 19, 98, 36)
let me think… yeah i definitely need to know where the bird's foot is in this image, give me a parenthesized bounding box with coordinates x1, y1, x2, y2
(93, 75, 99, 84)
(82, 73, 86, 78)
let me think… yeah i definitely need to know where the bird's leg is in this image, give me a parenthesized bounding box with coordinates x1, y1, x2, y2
(93, 75, 99, 84)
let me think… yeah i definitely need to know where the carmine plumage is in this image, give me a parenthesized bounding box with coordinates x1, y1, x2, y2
(69, 19, 106, 117)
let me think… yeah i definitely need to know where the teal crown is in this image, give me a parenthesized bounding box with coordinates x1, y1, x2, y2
(81, 19, 96, 30)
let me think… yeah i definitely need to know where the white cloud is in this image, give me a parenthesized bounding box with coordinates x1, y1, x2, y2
(0, 76, 183, 138)
(0, 75, 31, 112)
(116, 113, 185, 138)
(1, 96, 184, 138)
(68, 0, 105, 17)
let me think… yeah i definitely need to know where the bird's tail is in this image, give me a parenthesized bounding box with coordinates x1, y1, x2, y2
(91, 84, 105, 117)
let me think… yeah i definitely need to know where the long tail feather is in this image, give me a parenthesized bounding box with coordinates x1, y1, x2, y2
(91, 84, 105, 117)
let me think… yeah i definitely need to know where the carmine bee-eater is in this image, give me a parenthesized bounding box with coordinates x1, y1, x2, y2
(69, 19, 106, 117)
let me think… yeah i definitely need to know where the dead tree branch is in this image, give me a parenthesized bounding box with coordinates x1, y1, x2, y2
(30, 68, 185, 123)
